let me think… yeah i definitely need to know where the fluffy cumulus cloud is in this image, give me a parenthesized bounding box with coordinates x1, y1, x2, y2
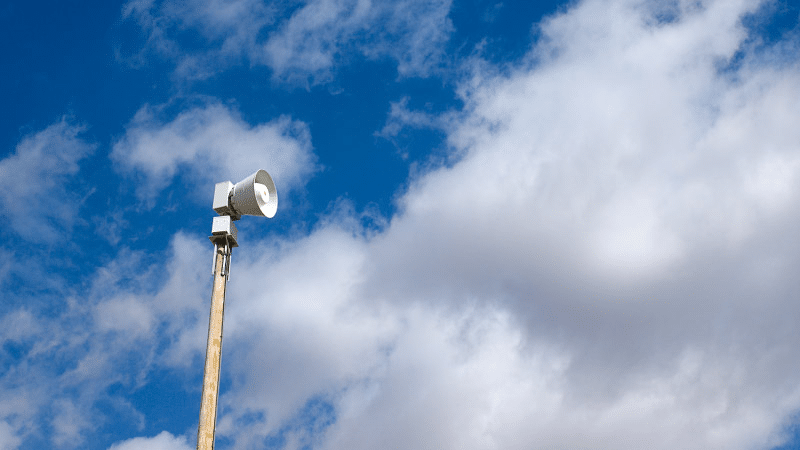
(361, 0, 800, 447)
(121, 0, 453, 82)
(108, 431, 192, 450)
(138, 0, 800, 448)
(0, 119, 94, 242)
(112, 102, 315, 201)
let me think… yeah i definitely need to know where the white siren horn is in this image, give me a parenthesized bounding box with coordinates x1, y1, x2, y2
(213, 169, 278, 219)
(230, 169, 278, 218)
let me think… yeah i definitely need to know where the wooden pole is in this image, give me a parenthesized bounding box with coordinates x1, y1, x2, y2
(197, 241, 230, 450)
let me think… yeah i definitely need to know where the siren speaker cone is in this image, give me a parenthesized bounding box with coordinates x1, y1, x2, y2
(230, 170, 278, 218)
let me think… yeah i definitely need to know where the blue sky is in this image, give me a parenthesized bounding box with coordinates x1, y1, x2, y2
(3, 0, 800, 449)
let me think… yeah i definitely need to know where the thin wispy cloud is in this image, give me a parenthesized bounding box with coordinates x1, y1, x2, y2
(0, 119, 94, 242)
(121, 0, 453, 83)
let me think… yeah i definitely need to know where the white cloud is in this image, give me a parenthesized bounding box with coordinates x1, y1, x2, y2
(0, 421, 21, 450)
(259, 0, 453, 82)
(0, 118, 94, 242)
(51, 399, 92, 448)
(122, 0, 275, 79)
(121, 0, 453, 83)
(112, 102, 316, 202)
(108, 431, 192, 450)
(320, 306, 569, 450)
(378, 96, 450, 143)
(94, 295, 157, 337)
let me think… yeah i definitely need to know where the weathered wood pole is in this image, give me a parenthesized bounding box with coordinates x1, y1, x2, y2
(197, 242, 229, 450)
